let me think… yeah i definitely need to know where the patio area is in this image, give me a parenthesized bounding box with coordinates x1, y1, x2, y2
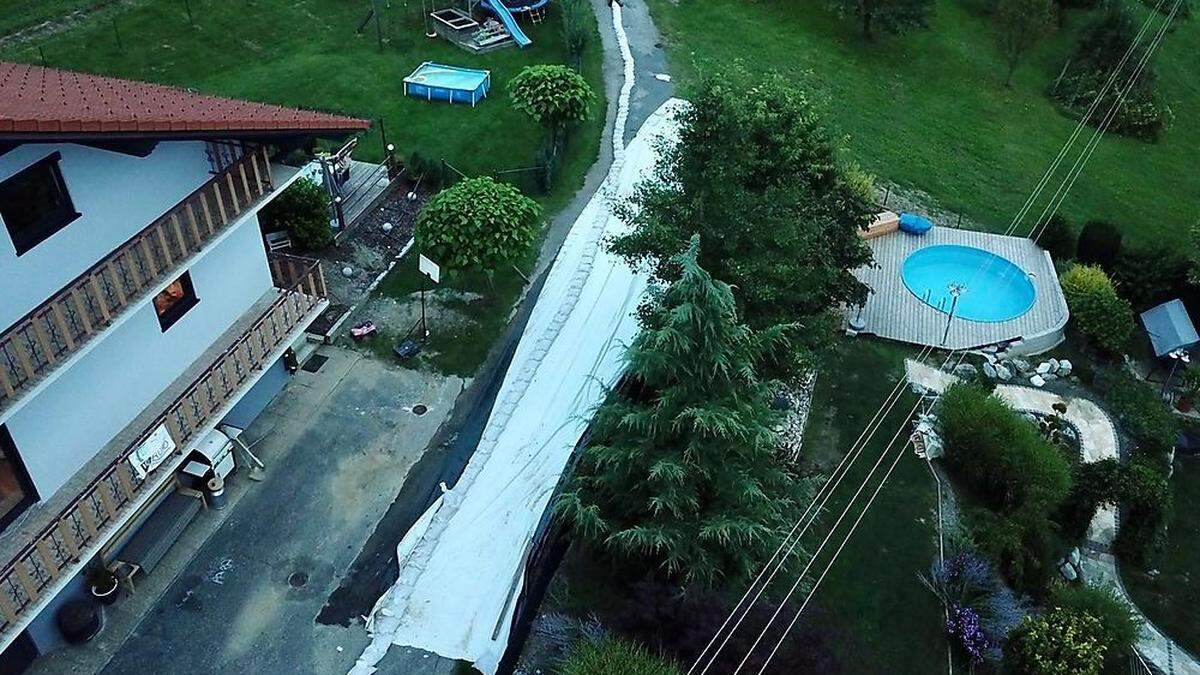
(849, 227, 1069, 354)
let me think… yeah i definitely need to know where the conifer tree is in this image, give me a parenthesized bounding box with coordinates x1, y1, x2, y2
(558, 237, 809, 586)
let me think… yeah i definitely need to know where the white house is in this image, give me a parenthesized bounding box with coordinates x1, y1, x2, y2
(0, 61, 369, 669)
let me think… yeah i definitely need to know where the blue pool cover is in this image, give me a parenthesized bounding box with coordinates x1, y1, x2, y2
(902, 244, 1037, 322)
(899, 212, 933, 235)
(404, 62, 491, 106)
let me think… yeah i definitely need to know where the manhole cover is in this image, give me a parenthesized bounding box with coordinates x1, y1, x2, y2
(288, 571, 309, 588)
(412, 404, 428, 416)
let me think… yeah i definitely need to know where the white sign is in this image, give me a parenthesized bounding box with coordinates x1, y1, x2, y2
(419, 254, 441, 284)
(129, 423, 177, 480)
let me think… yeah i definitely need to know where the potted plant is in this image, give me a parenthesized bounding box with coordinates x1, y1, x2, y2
(1177, 367, 1200, 413)
(88, 566, 120, 606)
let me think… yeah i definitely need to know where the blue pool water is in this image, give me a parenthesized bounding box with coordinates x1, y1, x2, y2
(901, 245, 1036, 323)
(404, 62, 490, 105)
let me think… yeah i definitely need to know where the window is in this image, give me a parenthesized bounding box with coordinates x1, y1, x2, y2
(153, 272, 199, 331)
(0, 152, 80, 256)
(0, 426, 37, 534)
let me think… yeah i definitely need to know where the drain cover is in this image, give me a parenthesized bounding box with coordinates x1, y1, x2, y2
(288, 571, 309, 588)
(412, 404, 428, 416)
(301, 355, 328, 373)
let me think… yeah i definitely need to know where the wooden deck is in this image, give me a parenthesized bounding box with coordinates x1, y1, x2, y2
(849, 227, 1068, 352)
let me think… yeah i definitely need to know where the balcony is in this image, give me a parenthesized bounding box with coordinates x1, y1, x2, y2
(0, 145, 276, 416)
(0, 253, 326, 643)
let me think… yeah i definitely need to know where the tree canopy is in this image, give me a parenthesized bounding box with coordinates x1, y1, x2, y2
(414, 176, 540, 272)
(557, 237, 810, 587)
(995, 0, 1053, 86)
(508, 64, 594, 145)
(608, 70, 875, 373)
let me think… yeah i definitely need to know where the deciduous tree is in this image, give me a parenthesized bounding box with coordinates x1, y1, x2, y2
(832, 0, 935, 38)
(415, 176, 540, 273)
(609, 70, 875, 374)
(509, 64, 594, 151)
(995, 0, 1053, 86)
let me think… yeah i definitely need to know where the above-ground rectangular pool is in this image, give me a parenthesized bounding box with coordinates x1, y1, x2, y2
(403, 62, 491, 106)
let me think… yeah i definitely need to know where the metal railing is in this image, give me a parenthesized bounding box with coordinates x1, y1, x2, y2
(0, 254, 325, 641)
(0, 146, 275, 414)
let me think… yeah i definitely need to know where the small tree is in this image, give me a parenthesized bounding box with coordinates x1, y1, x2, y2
(1076, 220, 1123, 269)
(560, 0, 592, 69)
(509, 64, 594, 152)
(1006, 609, 1107, 675)
(557, 237, 808, 586)
(260, 177, 332, 250)
(1188, 221, 1200, 286)
(1038, 214, 1076, 262)
(995, 0, 1052, 86)
(832, 0, 935, 38)
(1060, 265, 1134, 356)
(414, 177, 540, 273)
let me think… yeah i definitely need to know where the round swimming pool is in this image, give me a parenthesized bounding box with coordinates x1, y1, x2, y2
(901, 245, 1036, 323)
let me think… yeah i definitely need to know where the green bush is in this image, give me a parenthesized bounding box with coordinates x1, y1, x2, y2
(1059, 458, 1123, 541)
(1076, 221, 1122, 269)
(414, 177, 541, 273)
(560, 0, 592, 68)
(1005, 609, 1107, 674)
(1038, 214, 1076, 263)
(1115, 459, 1172, 565)
(560, 636, 682, 675)
(1096, 367, 1179, 463)
(1060, 265, 1134, 356)
(260, 177, 331, 251)
(1050, 585, 1143, 668)
(1110, 244, 1192, 311)
(939, 384, 1072, 516)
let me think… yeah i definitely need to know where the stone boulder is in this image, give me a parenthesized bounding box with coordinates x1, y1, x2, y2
(953, 363, 978, 379)
(1030, 374, 1047, 387)
(1011, 358, 1032, 373)
(1036, 361, 1052, 375)
(982, 362, 998, 380)
(995, 364, 1013, 381)
(1059, 359, 1073, 376)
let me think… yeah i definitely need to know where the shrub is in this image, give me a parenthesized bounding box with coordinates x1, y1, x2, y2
(968, 506, 1060, 593)
(939, 384, 1072, 516)
(1110, 244, 1192, 311)
(1060, 265, 1134, 356)
(1051, 7, 1171, 141)
(1095, 367, 1179, 463)
(260, 177, 331, 250)
(415, 177, 541, 273)
(1038, 214, 1076, 263)
(608, 581, 843, 674)
(1006, 609, 1107, 675)
(1050, 584, 1143, 668)
(921, 551, 1027, 662)
(1115, 459, 1172, 565)
(560, 636, 682, 675)
(1059, 458, 1123, 541)
(1076, 221, 1122, 269)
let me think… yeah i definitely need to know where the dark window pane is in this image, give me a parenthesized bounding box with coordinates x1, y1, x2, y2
(0, 152, 80, 256)
(0, 426, 36, 533)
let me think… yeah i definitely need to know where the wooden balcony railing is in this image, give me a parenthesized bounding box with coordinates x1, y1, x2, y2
(0, 146, 275, 414)
(0, 255, 325, 641)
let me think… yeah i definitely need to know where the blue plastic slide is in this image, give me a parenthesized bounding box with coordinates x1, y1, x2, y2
(481, 0, 532, 47)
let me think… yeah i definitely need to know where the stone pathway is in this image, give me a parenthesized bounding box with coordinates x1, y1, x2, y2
(906, 359, 1200, 675)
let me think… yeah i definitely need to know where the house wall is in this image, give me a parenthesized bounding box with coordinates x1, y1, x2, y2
(0, 141, 214, 330)
(3, 217, 272, 500)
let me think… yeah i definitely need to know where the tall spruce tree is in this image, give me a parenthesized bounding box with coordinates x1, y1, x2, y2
(609, 70, 874, 375)
(558, 237, 810, 587)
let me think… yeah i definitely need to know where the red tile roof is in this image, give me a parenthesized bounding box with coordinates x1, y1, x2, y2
(0, 61, 371, 136)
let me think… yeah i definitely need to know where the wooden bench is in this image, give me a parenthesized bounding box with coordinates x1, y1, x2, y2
(109, 490, 203, 592)
(861, 210, 900, 239)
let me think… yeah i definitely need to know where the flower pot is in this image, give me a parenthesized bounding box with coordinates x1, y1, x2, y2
(57, 599, 104, 644)
(1177, 397, 1194, 413)
(90, 576, 120, 606)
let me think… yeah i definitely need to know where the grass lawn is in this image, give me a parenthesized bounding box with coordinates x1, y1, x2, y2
(0, 0, 606, 214)
(646, 0, 1197, 248)
(0, 0, 111, 37)
(799, 338, 950, 672)
(369, 250, 534, 377)
(1122, 455, 1200, 656)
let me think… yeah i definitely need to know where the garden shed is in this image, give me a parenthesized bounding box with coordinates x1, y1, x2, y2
(1140, 299, 1200, 357)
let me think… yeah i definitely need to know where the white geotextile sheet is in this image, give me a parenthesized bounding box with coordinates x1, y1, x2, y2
(350, 98, 689, 675)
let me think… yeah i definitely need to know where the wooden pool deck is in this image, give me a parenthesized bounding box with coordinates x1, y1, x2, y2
(849, 227, 1069, 352)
